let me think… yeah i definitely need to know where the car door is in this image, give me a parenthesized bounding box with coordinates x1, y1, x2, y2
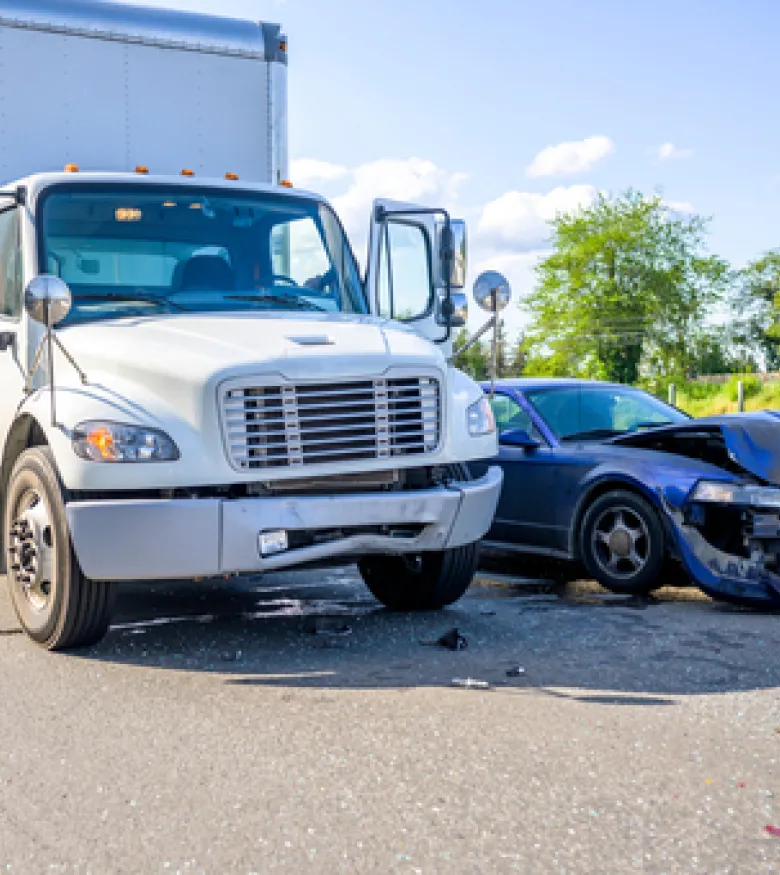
(486, 392, 566, 552)
(0, 205, 25, 454)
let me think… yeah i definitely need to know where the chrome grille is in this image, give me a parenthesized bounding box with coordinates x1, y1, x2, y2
(222, 377, 441, 470)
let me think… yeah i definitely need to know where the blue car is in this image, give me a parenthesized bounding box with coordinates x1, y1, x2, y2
(470, 378, 780, 607)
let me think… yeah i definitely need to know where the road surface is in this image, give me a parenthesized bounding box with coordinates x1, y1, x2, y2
(1, 569, 779, 873)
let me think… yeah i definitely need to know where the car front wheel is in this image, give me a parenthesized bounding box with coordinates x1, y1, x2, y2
(579, 490, 665, 596)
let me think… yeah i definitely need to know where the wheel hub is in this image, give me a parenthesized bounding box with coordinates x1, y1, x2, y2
(592, 506, 650, 580)
(608, 529, 632, 558)
(7, 492, 54, 613)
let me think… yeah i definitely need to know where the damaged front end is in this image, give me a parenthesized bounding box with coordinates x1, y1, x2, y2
(612, 412, 780, 606)
(667, 480, 780, 607)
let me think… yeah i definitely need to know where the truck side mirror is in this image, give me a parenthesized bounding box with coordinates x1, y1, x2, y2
(447, 220, 467, 289)
(449, 291, 468, 328)
(473, 271, 512, 313)
(25, 275, 72, 327)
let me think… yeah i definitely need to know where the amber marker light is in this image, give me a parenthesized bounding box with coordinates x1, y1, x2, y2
(181, 169, 195, 177)
(135, 165, 149, 174)
(86, 427, 118, 462)
(225, 172, 239, 181)
(279, 180, 293, 188)
(64, 164, 80, 173)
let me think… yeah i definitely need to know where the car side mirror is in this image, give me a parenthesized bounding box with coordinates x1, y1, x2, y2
(499, 428, 540, 450)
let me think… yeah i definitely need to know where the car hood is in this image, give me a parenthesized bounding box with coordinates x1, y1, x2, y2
(611, 412, 780, 485)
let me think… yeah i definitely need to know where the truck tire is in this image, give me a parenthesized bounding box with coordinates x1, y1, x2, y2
(358, 464, 479, 611)
(3, 447, 116, 650)
(579, 489, 665, 596)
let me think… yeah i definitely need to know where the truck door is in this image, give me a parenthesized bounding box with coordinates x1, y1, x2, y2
(0, 206, 25, 450)
(365, 198, 464, 346)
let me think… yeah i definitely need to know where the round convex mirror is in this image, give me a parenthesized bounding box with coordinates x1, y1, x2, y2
(473, 271, 512, 313)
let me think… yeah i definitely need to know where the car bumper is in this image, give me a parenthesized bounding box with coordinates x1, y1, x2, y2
(668, 514, 780, 607)
(65, 467, 503, 582)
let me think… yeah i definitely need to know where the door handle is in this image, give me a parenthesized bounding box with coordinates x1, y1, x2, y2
(0, 331, 15, 351)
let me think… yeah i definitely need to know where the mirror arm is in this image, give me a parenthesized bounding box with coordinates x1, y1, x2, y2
(454, 314, 497, 358)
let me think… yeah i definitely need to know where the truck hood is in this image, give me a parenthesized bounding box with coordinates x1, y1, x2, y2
(59, 311, 442, 378)
(611, 412, 780, 485)
(55, 312, 445, 427)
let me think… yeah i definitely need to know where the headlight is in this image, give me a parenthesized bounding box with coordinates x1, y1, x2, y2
(691, 480, 780, 509)
(467, 396, 496, 437)
(72, 421, 180, 463)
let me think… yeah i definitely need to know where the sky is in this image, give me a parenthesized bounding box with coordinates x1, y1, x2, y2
(120, 0, 780, 338)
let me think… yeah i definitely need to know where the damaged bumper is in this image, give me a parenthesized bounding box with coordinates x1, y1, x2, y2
(665, 491, 780, 607)
(65, 467, 503, 582)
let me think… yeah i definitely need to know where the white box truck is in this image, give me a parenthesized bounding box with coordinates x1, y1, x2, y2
(0, 0, 505, 650)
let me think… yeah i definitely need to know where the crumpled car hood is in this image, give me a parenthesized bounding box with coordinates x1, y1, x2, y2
(611, 411, 780, 485)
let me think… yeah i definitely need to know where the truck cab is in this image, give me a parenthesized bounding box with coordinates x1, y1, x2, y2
(0, 1, 503, 650)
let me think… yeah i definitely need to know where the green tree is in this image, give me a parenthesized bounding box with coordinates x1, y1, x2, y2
(453, 329, 489, 380)
(524, 191, 730, 383)
(734, 250, 780, 370)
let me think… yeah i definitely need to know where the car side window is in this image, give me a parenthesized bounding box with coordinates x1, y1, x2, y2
(0, 208, 21, 319)
(489, 394, 545, 442)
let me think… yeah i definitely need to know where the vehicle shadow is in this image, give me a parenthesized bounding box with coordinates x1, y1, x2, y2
(62, 566, 780, 702)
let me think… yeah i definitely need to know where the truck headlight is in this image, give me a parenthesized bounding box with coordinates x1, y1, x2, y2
(691, 480, 780, 509)
(467, 397, 496, 437)
(72, 421, 180, 463)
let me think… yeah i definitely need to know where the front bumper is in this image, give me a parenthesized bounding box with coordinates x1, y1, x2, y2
(66, 467, 503, 582)
(667, 511, 780, 607)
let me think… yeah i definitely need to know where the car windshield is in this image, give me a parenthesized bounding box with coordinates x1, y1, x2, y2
(525, 385, 689, 441)
(38, 185, 367, 325)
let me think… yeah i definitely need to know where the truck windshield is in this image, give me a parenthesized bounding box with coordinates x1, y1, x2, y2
(38, 185, 367, 325)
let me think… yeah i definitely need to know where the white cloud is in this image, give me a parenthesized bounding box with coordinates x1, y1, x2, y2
(649, 142, 694, 162)
(526, 136, 615, 178)
(291, 157, 468, 260)
(289, 156, 596, 340)
(290, 158, 350, 186)
(477, 185, 597, 252)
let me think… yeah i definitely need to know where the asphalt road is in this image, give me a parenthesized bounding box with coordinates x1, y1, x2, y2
(1, 568, 780, 874)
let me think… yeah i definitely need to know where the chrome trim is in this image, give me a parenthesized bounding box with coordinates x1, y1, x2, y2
(219, 373, 442, 471)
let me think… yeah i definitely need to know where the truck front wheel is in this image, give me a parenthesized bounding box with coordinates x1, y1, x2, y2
(358, 465, 479, 611)
(358, 542, 479, 611)
(3, 447, 116, 651)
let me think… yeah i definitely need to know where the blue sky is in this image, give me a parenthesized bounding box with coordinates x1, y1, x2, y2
(125, 0, 780, 336)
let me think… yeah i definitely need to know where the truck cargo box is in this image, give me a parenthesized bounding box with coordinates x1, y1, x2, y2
(0, 0, 288, 184)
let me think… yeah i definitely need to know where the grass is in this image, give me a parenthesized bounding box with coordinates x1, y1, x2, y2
(670, 377, 780, 417)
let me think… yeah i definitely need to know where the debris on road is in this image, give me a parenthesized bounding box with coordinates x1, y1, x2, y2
(764, 825, 780, 838)
(422, 629, 468, 651)
(451, 678, 491, 690)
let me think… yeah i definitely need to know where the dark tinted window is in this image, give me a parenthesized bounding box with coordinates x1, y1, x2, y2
(526, 386, 688, 441)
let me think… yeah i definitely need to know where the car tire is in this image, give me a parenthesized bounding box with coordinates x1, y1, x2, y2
(358, 464, 479, 611)
(3, 447, 116, 651)
(579, 489, 665, 596)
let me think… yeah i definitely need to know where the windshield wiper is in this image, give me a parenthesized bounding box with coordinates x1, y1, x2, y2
(74, 292, 186, 311)
(630, 421, 674, 432)
(225, 293, 327, 312)
(560, 428, 624, 442)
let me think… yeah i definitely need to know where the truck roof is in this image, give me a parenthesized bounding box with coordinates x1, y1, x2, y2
(0, 0, 285, 61)
(14, 172, 324, 204)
